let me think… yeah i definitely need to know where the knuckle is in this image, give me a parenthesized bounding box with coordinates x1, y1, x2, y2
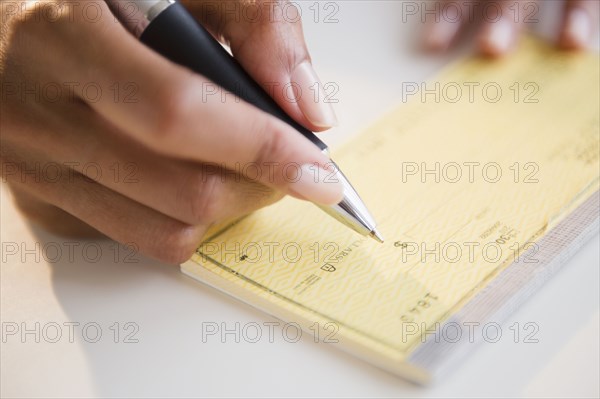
(263, 186, 285, 205)
(260, 0, 300, 25)
(251, 119, 299, 187)
(179, 169, 223, 225)
(252, 118, 288, 168)
(7, 1, 95, 37)
(155, 223, 204, 264)
(225, 1, 305, 55)
(149, 82, 196, 144)
(209, 13, 229, 43)
(240, 181, 284, 210)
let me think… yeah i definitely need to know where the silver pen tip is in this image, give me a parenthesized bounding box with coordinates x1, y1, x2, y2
(370, 229, 384, 243)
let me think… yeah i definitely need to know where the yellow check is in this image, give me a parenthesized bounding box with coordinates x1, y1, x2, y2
(182, 37, 599, 383)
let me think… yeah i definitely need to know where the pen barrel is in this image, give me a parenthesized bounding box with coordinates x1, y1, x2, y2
(139, 1, 328, 151)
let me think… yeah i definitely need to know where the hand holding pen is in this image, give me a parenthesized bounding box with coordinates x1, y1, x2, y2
(0, 0, 347, 263)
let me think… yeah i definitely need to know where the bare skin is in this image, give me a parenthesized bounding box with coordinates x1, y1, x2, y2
(424, 0, 599, 56)
(0, 0, 341, 263)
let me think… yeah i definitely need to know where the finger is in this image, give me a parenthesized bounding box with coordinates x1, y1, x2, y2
(478, 0, 534, 57)
(424, 0, 470, 51)
(7, 185, 103, 239)
(183, 0, 338, 131)
(4, 103, 283, 226)
(45, 2, 344, 206)
(2, 148, 206, 264)
(559, 0, 599, 49)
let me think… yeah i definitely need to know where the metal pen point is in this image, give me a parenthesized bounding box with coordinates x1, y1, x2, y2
(106, 0, 382, 243)
(371, 230, 385, 243)
(318, 159, 383, 243)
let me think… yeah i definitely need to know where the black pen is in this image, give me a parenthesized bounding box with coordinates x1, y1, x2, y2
(105, 0, 383, 242)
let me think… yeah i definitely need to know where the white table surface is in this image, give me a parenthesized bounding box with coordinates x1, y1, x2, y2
(1, 1, 599, 397)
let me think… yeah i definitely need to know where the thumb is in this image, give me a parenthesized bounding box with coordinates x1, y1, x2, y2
(184, 0, 338, 131)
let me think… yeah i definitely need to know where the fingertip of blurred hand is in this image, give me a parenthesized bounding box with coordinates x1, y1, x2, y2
(559, 8, 591, 50)
(478, 18, 515, 58)
(424, 20, 460, 52)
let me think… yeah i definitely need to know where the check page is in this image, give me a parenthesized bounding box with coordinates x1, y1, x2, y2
(182, 38, 599, 381)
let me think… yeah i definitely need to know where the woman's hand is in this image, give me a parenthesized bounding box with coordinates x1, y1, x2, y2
(423, 0, 598, 57)
(0, 0, 342, 263)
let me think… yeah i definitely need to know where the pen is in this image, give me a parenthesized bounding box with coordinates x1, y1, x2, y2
(105, 0, 383, 243)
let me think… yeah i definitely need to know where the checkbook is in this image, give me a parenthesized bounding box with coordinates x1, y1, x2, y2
(182, 37, 599, 383)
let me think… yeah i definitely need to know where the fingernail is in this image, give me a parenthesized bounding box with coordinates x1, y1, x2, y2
(485, 18, 514, 55)
(290, 62, 338, 128)
(426, 20, 460, 50)
(288, 164, 345, 205)
(565, 8, 591, 48)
